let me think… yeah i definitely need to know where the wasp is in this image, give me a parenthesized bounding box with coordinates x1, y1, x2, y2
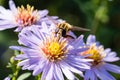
(55, 22, 90, 40)
(46, 16, 90, 39)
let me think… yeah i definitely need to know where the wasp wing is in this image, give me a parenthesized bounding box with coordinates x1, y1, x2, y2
(71, 26, 90, 32)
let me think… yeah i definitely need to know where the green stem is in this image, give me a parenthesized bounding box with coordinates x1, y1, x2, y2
(12, 65, 20, 80)
(35, 73, 41, 80)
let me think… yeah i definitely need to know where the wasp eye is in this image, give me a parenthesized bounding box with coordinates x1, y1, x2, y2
(62, 29, 66, 37)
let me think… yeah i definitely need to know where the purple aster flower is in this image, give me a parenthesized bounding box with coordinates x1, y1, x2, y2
(81, 35, 120, 80)
(10, 24, 92, 80)
(0, 0, 49, 32)
(4, 76, 11, 80)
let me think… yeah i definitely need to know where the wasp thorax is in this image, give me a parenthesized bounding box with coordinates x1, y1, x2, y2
(41, 37, 68, 62)
(15, 5, 39, 27)
(57, 22, 72, 31)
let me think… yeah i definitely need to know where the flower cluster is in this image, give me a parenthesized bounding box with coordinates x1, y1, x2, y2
(1, 0, 120, 80)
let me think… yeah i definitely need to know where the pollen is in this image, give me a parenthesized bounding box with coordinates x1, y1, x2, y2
(41, 37, 67, 62)
(15, 4, 39, 27)
(81, 44, 104, 66)
(48, 42, 61, 55)
(88, 47, 101, 61)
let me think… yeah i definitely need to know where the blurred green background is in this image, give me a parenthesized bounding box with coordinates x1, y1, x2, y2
(0, 0, 120, 79)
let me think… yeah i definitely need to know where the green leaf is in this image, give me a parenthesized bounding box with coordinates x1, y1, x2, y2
(17, 72, 31, 80)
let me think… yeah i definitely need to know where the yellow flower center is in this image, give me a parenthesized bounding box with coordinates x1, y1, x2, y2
(88, 47, 101, 61)
(81, 44, 104, 66)
(41, 37, 67, 62)
(48, 42, 61, 55)
(15, 4, 39, 27)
